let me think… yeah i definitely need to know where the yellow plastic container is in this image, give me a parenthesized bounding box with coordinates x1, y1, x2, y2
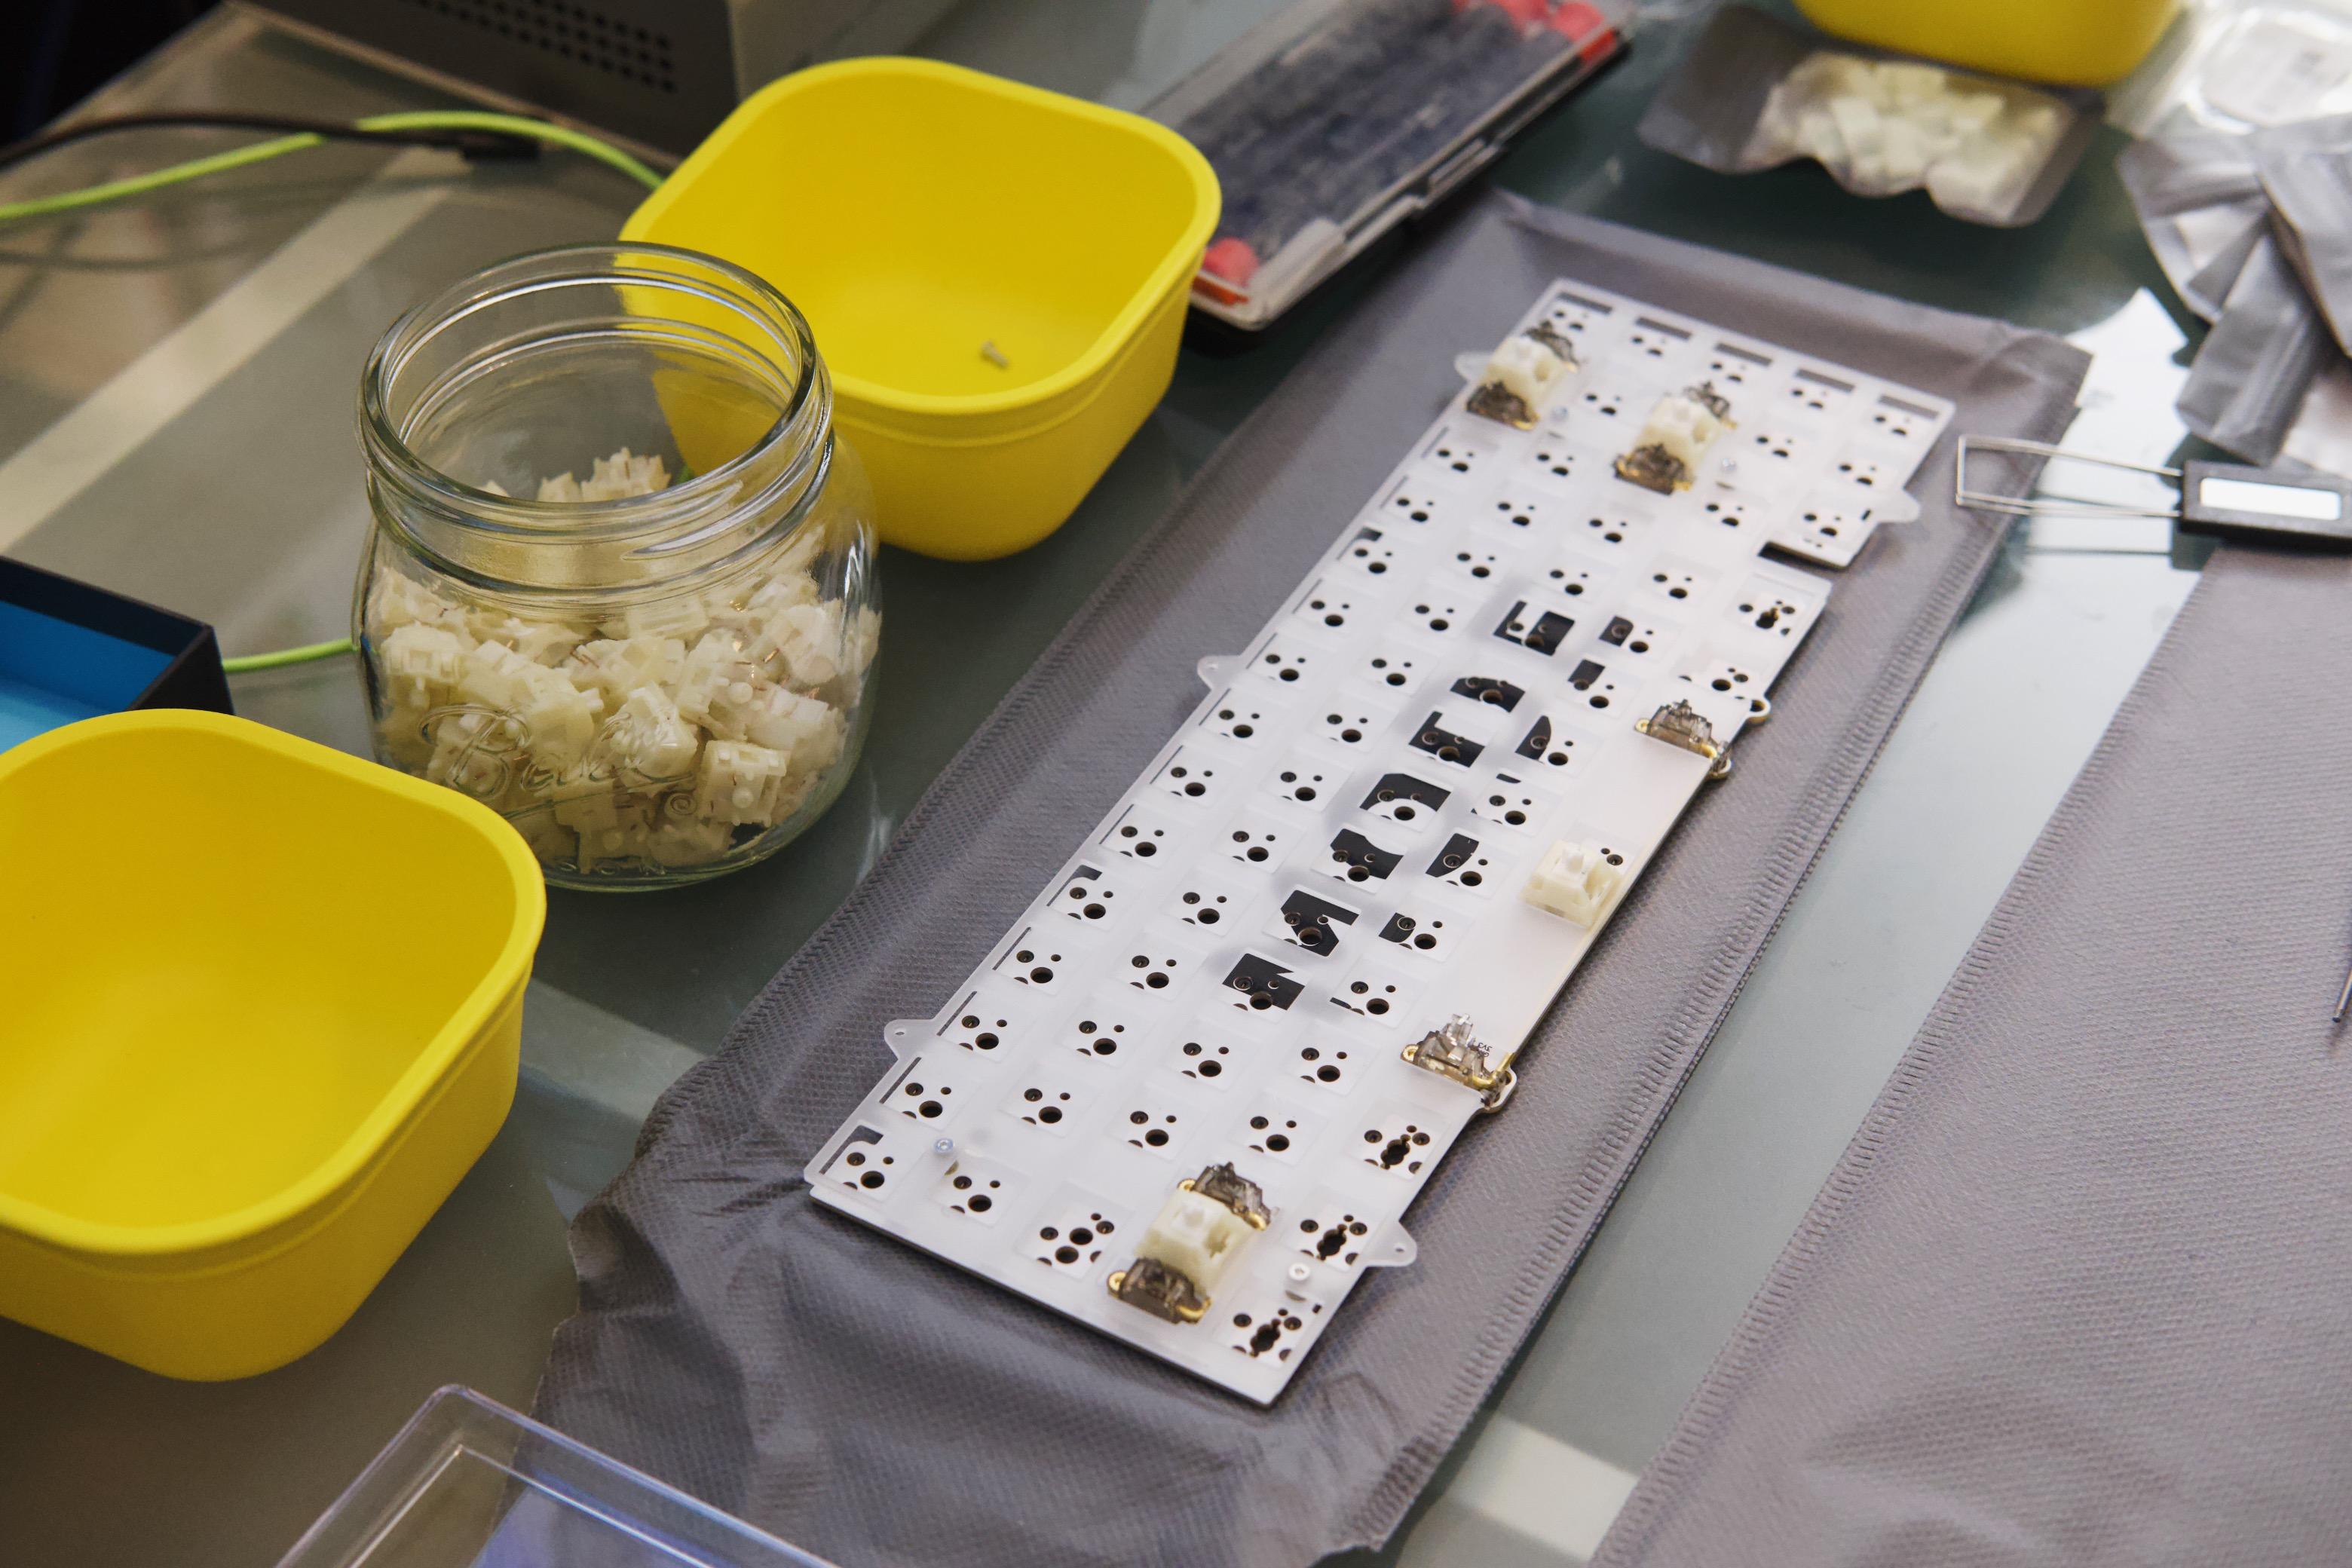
(0, 711, 544, 1379)
(622, 58, 1220, 561)
(1794, 0, 2177, 87)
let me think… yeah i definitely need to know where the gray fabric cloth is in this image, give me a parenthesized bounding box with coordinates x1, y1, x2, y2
(531, 191, 2090, 1568)
(1591, 541, 2352, 1568)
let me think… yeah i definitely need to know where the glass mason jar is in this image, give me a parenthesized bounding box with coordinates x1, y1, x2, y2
(354, 243, 877, 890)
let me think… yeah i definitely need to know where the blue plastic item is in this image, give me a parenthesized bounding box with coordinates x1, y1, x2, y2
(0, 557, 228, 751)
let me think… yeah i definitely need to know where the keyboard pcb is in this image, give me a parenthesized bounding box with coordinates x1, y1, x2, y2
(808, 280, 1952, 1402)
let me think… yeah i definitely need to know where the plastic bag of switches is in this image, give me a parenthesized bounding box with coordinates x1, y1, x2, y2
(2115, 124, 2268, 322)
(2253, 113, 2352, 357)
(2175, 229, 2336, 465)
(1637, 5, 2101, 226)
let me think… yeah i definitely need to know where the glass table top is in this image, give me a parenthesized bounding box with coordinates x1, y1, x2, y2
(0, 5, 2207, 1564)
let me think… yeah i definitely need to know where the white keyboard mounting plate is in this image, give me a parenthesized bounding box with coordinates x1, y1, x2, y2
(807, 279, 1953, 1403)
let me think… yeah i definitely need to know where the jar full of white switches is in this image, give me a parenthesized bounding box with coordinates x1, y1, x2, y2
(355, 243, 878, 890)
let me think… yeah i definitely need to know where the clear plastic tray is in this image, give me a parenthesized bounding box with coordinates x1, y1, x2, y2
(275, 1387, 832, 1568)
(1156, 0, 1633, 330)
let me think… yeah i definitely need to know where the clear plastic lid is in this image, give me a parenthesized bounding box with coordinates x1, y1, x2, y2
(275, 1388, 832, 1568)
(1156, 0, 1634, 329)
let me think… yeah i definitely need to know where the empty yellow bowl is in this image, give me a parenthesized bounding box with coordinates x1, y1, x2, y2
(623, 57, 1220, 560)
(0, 711, 544, 1379)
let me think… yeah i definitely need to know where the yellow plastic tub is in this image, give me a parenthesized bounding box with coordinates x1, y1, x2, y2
(0, 711, 544, 1379)
(1795, 0, 2177, 87)
(623, 58, 1221, 561)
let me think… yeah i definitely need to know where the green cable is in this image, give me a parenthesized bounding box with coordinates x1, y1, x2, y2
(0, 109, 663, 227)
(0, 112, 669, 672)
(356, 111, 665, 191)
(0, 133, 323, 225)
(221, 638, 366, 675)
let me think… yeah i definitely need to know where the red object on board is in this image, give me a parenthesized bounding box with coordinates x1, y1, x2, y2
(1547, 1, 1617, 63)
(1201, 236, 1262, 286)
(1453, 0, 1549, 28)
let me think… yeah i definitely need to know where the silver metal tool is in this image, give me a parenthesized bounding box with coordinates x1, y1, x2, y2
(1956, 435, 2352, 544)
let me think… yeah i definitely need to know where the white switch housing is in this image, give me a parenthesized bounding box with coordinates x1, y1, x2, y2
(1521, 840, 1626, 929)
(1135, 1186, 1261, 1297)
(1482, 334, 1569, 413)
(1633, 393, 1726, 476)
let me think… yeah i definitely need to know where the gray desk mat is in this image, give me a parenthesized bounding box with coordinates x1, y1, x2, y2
(1591, 541, 2352, 1566)
(531, 192, 2089, 1568)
